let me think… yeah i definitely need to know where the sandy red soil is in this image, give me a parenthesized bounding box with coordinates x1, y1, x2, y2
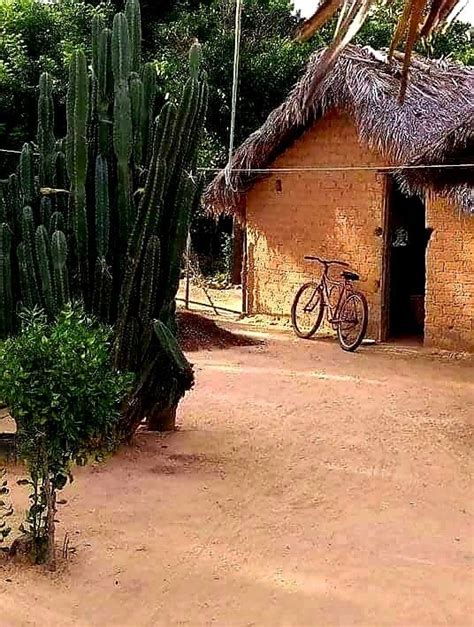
(0, 321, 473, 626)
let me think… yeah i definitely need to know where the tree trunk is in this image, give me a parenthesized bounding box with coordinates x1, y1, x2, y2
(43, 475, 56, 571)
(147, 405, 177, 431)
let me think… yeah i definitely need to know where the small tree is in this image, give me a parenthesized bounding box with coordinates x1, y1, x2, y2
(0, 305, 132, 569)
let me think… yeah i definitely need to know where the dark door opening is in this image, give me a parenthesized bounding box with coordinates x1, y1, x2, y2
(386, 179, 430, 341)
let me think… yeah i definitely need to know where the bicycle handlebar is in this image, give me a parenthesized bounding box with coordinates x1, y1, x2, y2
(304, 256, 349, 268)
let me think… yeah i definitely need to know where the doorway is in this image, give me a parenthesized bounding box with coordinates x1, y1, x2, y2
(383, 178, 430, 341)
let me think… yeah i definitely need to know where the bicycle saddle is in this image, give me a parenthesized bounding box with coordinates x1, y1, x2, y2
(342, 271, 360, 281)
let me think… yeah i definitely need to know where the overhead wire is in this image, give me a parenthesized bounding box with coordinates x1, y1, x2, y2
(199, 163, 474, 173)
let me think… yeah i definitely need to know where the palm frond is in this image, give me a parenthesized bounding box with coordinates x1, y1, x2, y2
(295, 0, 465, 97)
(399, 0, 427, 99)
(295, 0, 345, 42)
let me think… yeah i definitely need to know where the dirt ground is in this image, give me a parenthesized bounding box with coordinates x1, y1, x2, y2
(0, 320, 473, 626)
(177, 281, 243, 316)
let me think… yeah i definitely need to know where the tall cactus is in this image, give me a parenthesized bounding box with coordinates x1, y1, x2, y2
(19, 143, 35, 206)
(20, 206, 41, 307)
(95, 155, 110, 259)
(114, 42, 205, 375)
(51, 151, 69, 236)
(125, 0, 141, 73)
(130, 73, 144, 166)
(35, 225, 56, 318)
(66, 49, 89, 295)
(93, 257, 113, 322)
(138, 235, 160, 328)
(0, 190, 7, 224)
(51, 230, 69, 310)
(0, 223, 13, 338)
(49, 211, 65, 236)
(91, 14, 105, 79)
(96, 27, 113, 157)
(17, 243, 34, 309)
(3, 2, 208, 437)
(113, 81, 133, 253)
(38, 72, 55, 187)
(111, 13, 131, 86)
(40, 197, 52, 228)
(6, 174, 21, 232)
(189, 41, 202, 81)
(141, 62, 157, 164)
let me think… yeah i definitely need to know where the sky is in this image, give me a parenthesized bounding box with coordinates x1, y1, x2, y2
(293, 0, 474, 24)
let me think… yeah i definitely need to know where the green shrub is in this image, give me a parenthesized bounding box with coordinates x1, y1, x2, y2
(0, 304, 132, 568)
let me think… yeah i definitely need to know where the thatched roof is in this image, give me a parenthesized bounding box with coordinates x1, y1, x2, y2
(205, 45, 474, 216)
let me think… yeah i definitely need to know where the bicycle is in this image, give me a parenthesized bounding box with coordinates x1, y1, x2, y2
(291, 256, 368, 352)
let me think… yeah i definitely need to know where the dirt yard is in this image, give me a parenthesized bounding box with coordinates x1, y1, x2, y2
(1, 321, 473, 626)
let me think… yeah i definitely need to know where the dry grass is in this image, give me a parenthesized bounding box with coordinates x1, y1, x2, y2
(206, 45, 473, 216)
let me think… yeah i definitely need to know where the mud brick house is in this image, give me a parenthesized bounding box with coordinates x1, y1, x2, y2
(206, 45, 474, 351)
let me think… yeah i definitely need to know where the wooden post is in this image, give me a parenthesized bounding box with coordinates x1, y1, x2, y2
(241, 217, 248, 315)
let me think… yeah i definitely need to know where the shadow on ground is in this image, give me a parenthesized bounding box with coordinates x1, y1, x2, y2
(178, 310, 263, 352)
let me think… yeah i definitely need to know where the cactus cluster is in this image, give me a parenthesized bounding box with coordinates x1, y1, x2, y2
(0, 0, 207, 434)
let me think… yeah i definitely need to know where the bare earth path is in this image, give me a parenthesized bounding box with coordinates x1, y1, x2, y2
(1, 325, 473, 626)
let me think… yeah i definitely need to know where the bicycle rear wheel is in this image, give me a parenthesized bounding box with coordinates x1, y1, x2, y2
(291, 282, 324, 339)
(337, 291, 368, 351)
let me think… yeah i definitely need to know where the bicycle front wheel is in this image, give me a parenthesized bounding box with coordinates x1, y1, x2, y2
(337, 291, 368, 351)
(291, 282, 324, 339)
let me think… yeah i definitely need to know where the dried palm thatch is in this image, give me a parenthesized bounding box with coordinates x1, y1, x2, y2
(296, 0, 464, 100)
(205, 45, 474, 216)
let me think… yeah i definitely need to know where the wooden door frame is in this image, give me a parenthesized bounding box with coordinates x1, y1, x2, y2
(380, 175, 428, 341)
(380, 174, 393, 342)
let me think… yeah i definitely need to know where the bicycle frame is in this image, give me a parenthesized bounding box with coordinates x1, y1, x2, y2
(308, 272, 355, 328)
(293, 256, 368, 350)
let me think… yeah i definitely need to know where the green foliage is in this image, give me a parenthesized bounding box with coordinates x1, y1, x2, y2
(0, 0, 113, 157)
(150, 0, 314, 167)
(0, 305, 132, 565)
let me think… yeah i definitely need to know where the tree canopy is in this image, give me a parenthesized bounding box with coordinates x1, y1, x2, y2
(1, 0, 471, 169)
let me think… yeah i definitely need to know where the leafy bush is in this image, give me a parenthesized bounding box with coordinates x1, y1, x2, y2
(0, 0, 113, 156)
(0, 304, 132, 567)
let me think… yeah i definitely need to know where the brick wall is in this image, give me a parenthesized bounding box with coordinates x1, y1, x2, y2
(425, 194, 474, 351)
(245, 111, 386, 340)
